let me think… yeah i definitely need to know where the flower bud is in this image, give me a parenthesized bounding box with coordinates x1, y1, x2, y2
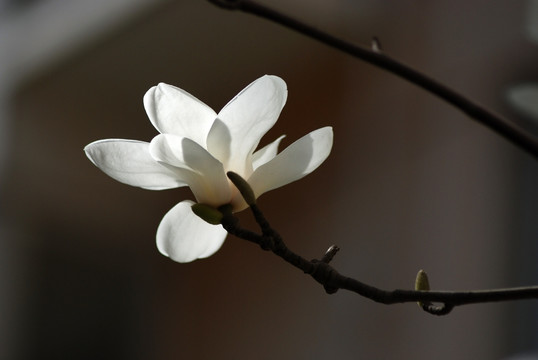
(227, 171, 256, 206)
(415, 269, 430, 291)
(191, 203, 224, 225)
(415, 269, 431, 308)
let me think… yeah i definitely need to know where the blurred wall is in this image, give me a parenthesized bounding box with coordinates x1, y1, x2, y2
(0, 0, 537, 359)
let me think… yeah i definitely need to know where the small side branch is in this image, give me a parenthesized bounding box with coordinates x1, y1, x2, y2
(207, 0, 538, 159)
(223, 172, 538, 316)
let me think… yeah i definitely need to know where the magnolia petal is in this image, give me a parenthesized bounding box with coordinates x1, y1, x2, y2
(207, 75, 287, 177)
(247, 127, 333, 197)
(143, 83, 217, 147)
(157, 200, 227, 263)
(149, 134, 231, 206)
(84, 139, 186, 190)
(252, 135, 286, 170)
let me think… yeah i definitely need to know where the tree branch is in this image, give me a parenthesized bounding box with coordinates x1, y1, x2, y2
(223, 172, 538, 316)
(207, 0, 538, 159)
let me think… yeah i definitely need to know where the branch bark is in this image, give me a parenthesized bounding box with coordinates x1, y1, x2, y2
(222, 172, 538, 316)
(207, 0, 538, 159)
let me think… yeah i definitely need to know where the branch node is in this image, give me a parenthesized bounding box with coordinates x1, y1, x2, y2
(414, 270, 454, 315)
(323, 284, 339, 294)
(309, 260, 339, 294)
(259, 236, 275, 251)
(321, 245, 340, 264)
(371, 36, 382, 53)
(421, 302, 454, 316)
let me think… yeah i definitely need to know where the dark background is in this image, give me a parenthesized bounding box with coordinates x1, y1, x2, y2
(0, 0, 537, 359)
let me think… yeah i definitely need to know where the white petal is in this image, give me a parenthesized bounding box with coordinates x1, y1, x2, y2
(247, 127, 333, 197)
(157, 200, 227, 263)
(149, 134, 231, 206)
(84, 139, 185, 190)
(206, 75, 287, 177)
(252, 135, 286, 170)
(143, 83, 217, 147)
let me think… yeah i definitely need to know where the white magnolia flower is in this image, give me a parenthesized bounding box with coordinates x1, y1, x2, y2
(84, 75, 333, 263)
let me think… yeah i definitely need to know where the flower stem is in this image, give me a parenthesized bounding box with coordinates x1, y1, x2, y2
(217, 173, 538, 316)
(223, 203, 538, 315)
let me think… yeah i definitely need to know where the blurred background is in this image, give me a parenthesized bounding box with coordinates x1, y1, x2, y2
(0, 0, 537, 359)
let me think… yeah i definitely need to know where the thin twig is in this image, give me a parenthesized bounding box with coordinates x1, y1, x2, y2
(220, 204, 538, 316)
(207, 0, 538, 159)
(224, 172, 538, 316)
